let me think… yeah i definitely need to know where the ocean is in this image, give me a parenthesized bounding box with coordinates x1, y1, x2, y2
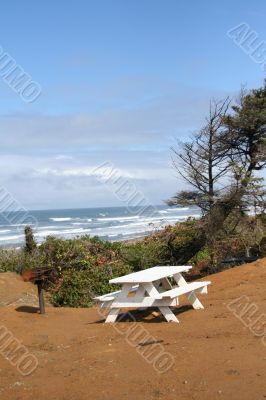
(0, 205, 201, 248)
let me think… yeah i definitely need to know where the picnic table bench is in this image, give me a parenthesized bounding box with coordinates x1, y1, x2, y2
(95, 266, 211, 323)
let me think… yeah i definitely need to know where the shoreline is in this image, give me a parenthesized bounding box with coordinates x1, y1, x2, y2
(0, 232, 150, 251)
(0, 205, 201, 249)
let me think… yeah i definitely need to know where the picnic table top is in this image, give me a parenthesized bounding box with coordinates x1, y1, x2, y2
(109, 266, 192, 284)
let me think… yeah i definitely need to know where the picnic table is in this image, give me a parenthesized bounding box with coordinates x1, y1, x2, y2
(95, 266, 211, 323)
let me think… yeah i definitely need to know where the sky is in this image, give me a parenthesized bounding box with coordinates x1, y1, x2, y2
(0, 0, 265, 210)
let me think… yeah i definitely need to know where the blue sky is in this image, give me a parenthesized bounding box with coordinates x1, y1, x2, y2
(0, 0, 265, 209)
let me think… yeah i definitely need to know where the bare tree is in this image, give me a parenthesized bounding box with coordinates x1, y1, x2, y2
(167, 84, 266, 264)
(168, 97, 231, 213)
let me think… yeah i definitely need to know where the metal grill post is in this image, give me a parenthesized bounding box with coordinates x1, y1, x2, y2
(37, 283, 45, 314)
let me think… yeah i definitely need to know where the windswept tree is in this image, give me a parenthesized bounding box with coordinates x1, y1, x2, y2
(168, 97, 231, 213)
(167, 83, 266, 264)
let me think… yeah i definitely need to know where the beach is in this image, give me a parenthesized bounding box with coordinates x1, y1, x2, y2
(1, 258, 266, 400)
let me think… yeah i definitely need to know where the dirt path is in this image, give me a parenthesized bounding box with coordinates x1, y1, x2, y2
(1, 260, 266, 400)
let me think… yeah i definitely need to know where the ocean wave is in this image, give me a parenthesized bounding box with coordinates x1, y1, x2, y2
(0, 206, 201, 246)
(2, 223, 29, 228)
(165, 207, 190, 212)
(71, 219, 93, 225)
(60, 228, 91, 235)
(94, 214, 200, 231)
(0, 229, 12, 234)
(34, 230, 60, 237)
(35, 227, 91, 237)
(0, 234, 24, 242)
(97, 216, 140, 222)
(71, 222, 90, 226)
(39, 225, 61, 230)
(49, 217, 72, 222)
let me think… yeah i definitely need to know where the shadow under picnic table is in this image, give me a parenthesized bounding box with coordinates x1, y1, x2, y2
(92, 305, 193, 324)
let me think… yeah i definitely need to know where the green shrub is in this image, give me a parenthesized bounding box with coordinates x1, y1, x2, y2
(122, 239, 171, 271)
(0, 249, 22, 272)
(50, 261, 132, 307)
(1, 213, 264, 307)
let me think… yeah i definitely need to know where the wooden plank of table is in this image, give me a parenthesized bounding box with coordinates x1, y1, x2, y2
(109, 266, 192, 284)
(155, 281, 211, 299)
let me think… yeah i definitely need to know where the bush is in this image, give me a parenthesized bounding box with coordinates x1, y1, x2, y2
(0, 235, 132, 307)
(33, 235, 131, 307)
(122, 238, 171, 271)
(1, 213, 265, 307)
(50, 261, 131, 307)
(0, 249, 22, 272)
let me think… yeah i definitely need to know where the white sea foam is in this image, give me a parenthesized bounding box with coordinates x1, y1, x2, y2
(0, 235, 23, 242)
(71, 219, 93, 225)
(49, 217, 72, 222)
(39, 225, 60, 230)
(60, 228, 91, 235)
(0, 206, 200, 246)
(97, 216, 140, 222)
(166, 207, 190, 212)
(5, 223, 29, 227)
(0, 229, 12, 234)
(71, 222, 89, 226)
(34, 230, 60, 237)
(35, 227, 91, 238)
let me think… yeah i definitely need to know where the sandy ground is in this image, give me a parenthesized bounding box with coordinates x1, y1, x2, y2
(1, 260, 266, 400)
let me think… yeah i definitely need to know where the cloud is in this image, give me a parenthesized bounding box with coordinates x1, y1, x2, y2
(0, 81, 228, 151)
(33, 165, 135, 179)
(54, 154, 73, 160)
(0, 77, 234, 209)
(0, 150, 181, 209)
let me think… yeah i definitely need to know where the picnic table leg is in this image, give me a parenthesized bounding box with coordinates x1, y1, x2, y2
(105, 283, 133, 323)
(105, 308, 120, 323)
(155, 278, 172, 293)
(143, 283, 179, 323)
(187, 291, 204, 309)
(134, 284, 147, 311)
(161, 277, 172, 290)
(158, 306, 179, 323)
(173, 273, 204, 310)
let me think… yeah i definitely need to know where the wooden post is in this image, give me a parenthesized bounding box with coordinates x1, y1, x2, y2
(37, 283, 45, 314)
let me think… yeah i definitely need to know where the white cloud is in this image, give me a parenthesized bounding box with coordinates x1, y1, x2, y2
(0, 78, 235, 209)
(54, 154, 73, 160)
(33, 166, 135, 179)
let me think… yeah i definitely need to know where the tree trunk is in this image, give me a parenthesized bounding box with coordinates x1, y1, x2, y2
(168, 186, 246, 264)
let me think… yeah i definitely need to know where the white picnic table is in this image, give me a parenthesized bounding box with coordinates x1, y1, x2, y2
(95, 266, 211, 323)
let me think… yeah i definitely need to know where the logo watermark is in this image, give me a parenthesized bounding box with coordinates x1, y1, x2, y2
(227, 23, 266, 72)
(92, 161, 165, 229)
(0, 46, 41, 103)
(0, 186, 38, 232)
(227, 295, 266, 346)
(97, 305, 174, 374)
(0, 325, 38, 376)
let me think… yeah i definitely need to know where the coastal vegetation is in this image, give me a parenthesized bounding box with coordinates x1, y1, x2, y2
(0, 83, 265, 308)
(0, 211, 266, 307)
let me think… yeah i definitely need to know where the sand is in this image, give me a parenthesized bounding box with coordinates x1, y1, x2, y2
(0, 259, 266, 400)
